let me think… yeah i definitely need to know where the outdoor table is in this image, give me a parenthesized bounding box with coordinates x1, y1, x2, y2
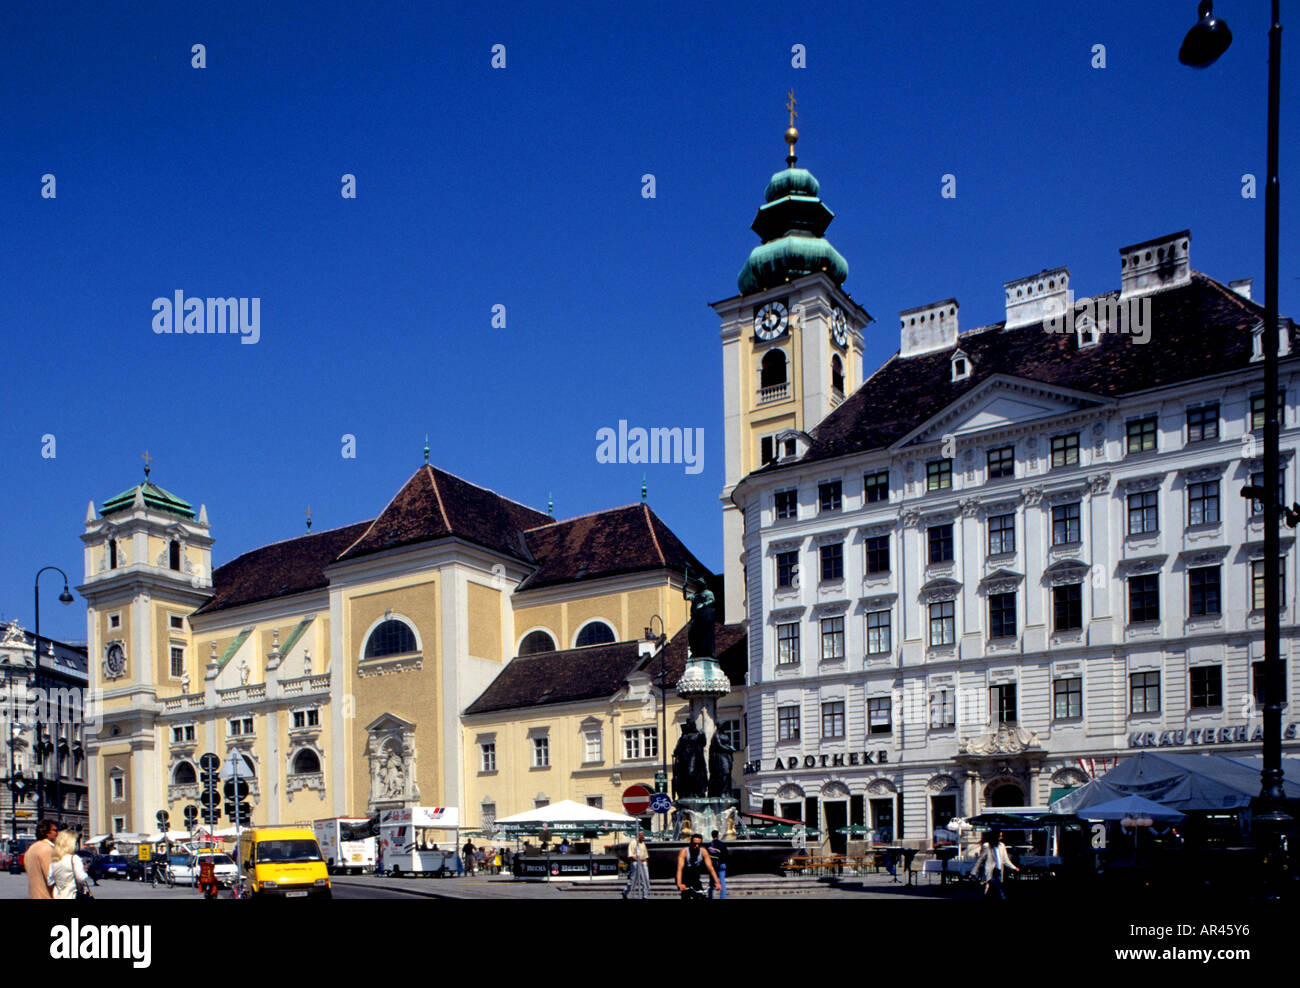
(923, 856, 974, 885)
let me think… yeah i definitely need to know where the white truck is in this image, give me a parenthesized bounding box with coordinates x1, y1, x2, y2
(313, 817, 377, 874)
(378, 806, 460, 876)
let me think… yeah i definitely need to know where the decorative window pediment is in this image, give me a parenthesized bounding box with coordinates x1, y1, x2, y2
(919, 578, 963, 603)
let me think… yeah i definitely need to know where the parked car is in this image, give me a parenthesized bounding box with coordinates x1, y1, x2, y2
(93, 853, 132, 880)
(177, 852, 239, 887)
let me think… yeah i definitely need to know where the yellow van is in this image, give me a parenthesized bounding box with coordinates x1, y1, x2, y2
(237, 826, 332, 899)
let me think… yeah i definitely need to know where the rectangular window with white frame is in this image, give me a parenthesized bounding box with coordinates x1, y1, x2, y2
(868, 696, 892, 735)
(1187, 481, 1220, 525)
(1053, 677, 1082, 720)
(866, 610, 891, 655)
(776, 622, 800, 665)
(480, 742, 496, 773)
(622, 726, 658, 761)
(777, 705, 800, 742)
(775, 488, 798, 520)
(584, 728, 603, 764)
(531, 735, 550, 768)
(291, 708, 320, 729)
(929, 689, 955, 729)
(820, 616, 845, 662)
(987, 513, 1015, 556)
(928, 600, 955, 646)
(170, 645, 185, 678)
(821, 700, 845, 740)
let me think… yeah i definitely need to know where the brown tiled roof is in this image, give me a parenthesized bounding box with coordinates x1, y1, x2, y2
(463, 621, 747, 715)
(195, 521, 373, 615)
(776, 273, 1291, 469)
(518, 503, 711, 592)
(636, 620, 747, 685)
(464, 641, 645, 715)
(337, 465, 553, 563)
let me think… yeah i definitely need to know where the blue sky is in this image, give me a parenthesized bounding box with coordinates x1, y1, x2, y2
(3, 0, 1296, 642)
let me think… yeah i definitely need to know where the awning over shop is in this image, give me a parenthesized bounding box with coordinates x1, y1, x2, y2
(1051, 752, 1300, 815)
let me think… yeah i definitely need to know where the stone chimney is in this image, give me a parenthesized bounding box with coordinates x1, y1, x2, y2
(1119, 230, 1191, 299)
(1003, 267, 1070, 330)
(899, 299, 959, 358)
(1230, 278, 1253, 300)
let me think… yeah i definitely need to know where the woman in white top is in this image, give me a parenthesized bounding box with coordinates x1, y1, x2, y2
(972, 830, 1019, 900)
(49, 830, 92, 899)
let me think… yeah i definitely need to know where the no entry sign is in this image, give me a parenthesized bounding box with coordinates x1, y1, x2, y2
(622, 784, 652, 816)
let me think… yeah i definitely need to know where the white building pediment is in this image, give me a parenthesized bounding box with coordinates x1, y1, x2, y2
(893, 375, 1112, 449)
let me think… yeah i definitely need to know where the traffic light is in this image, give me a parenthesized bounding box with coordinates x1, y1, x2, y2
(226, 802, 251, 826)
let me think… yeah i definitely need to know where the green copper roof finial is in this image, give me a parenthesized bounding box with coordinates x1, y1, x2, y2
(641, 474, 647, 502)
(547, 492, 554, 518)
(785, 89, 799, 167)
(423, 435, 430, 465)
(142, 449, 153, 480)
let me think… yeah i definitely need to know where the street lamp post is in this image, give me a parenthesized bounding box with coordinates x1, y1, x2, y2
(1180, 0, 1291, 857)
(33, 566, 75, 826)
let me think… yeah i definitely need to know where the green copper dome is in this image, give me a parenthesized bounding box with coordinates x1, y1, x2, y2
(738, 160, 848, 295)
(764, 168, 820, 202)
(100, 480, 195, 519)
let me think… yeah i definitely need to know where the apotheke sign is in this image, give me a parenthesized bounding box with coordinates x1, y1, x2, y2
(745, 749, 891, 775)
(1128, 723, 1298, 749)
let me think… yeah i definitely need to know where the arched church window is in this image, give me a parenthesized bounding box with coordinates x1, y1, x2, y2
(519, 630, 556, 655)
(364, 619, 418, 658)
(292, 749, 321, 775)
(760, 349, 788, 388)
(575, 621, 616, 648)
(172, 761, 196, 785)
(831, 354, 844, 393)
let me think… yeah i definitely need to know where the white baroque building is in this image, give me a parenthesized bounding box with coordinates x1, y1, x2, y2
(718, 136, 1300, 849)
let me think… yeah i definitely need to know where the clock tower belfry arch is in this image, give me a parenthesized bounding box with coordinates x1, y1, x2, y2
(711, 96, 872, 621)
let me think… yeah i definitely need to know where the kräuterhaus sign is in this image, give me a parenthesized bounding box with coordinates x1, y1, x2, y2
(1127, 723, 1298, 748)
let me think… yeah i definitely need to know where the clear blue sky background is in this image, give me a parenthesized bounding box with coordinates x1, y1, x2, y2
(3, 0, 1296, 642)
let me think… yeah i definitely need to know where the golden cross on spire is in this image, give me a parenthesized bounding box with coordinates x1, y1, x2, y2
(142, 450, 153, 478)
(784, 90, 800, 164)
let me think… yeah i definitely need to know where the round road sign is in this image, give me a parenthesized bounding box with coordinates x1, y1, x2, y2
(199, 752, 221, 772)
(622, 784, 652, 816)
(649, 793, 673, 814)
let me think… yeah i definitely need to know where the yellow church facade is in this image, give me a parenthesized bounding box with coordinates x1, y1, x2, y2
(79, 461, 722, 836)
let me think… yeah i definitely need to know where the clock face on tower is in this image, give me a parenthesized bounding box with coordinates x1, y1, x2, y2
(754, 300, 789, 341)
(104, 642, 126, 679)
(831, 307, 848, 347)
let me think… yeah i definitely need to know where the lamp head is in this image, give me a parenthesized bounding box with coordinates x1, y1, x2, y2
(1179, 0, 1233, 68)
(58, 586, 74, 605)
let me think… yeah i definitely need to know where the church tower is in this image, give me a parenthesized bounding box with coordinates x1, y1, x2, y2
(78, 457, 213, 833)
(713, 96, 872, 620)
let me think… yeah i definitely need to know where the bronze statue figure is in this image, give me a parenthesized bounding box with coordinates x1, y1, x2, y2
(671, 719, 708, 799)
(707, 730, 734, 797)
(683, 566, 716, 659)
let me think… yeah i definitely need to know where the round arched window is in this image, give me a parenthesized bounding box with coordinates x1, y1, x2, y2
(575, 621, 616, 648)
(519, 630, 557, 655)
(364, 619, 417, 658)
(760, 349, 788, 388)
(172, 761, 196, 785)
(292, 749, 321, 775)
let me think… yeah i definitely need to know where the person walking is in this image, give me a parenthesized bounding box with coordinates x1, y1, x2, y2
(25, 819, 58, 900)
(49, 831, 92, 900)
(707, 830, 729, 899)
(972, 830, 1019, 900)
(622, 832, 651, 900)
(675, 833, 719, 900)
(462, 838, 475, 875)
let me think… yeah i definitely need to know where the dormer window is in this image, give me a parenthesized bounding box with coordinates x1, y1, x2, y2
(950, 350, 971, 382)
(1076, 315, 1099, 349)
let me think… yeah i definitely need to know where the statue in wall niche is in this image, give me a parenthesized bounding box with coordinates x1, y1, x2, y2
(239, 659, 250, 686)
(181, 671, 190, 694)
(682, 566, 715, 659)
(672, 719, 708, 800)
(303, 650, 312, 677)
(707, 731, 734, 798)
(383, 752, 406, 797)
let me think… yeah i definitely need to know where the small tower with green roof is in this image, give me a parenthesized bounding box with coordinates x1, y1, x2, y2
(711, 95, 874, 621)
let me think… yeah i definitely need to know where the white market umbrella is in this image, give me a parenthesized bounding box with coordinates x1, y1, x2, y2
(495, 799, 637, 828)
